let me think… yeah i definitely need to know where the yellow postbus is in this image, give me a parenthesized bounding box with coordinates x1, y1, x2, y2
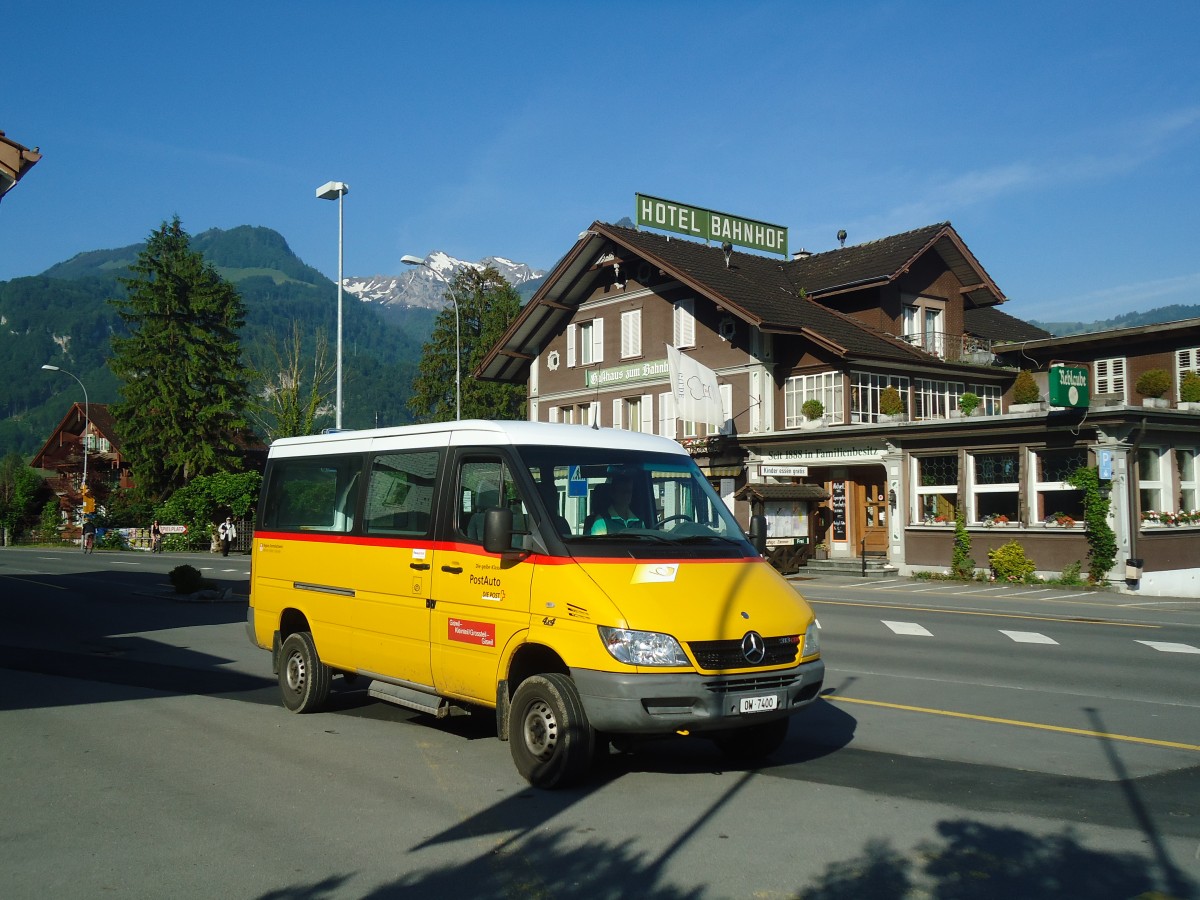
(247, 420, 823, 788)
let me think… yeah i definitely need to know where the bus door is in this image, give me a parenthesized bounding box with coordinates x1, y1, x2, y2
(430, 455, 535, 703)
(353, 448, 442, 687)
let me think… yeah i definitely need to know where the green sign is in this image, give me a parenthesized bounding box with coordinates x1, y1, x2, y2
(1048, 366, 1089, 407)
(584, 358, 669, 389)
(636, 193, 788, 257)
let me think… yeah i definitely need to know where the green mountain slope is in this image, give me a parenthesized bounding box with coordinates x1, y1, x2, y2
(0, 225, 424, 459)
(1030, 303, 1200, 336)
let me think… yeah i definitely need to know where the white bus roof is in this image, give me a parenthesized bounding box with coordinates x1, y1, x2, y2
(266, 419, 690, 459)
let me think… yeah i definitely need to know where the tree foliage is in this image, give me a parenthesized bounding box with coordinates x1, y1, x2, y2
(0, 452, 45, 545)
(109, 218, 256, 497)
(249, 321, 334, 440)
(156, 470, 262, 551)
(408, 267, 526, 423)
(951, 508, 974, 578)
(1067, 466, 1117, 582)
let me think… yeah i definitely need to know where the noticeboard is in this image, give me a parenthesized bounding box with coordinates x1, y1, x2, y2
(831, 481, 847, 541)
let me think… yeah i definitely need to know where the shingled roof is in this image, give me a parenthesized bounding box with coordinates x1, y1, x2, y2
(477, 220, 1011, 382)
(964, 306, 1051, 343)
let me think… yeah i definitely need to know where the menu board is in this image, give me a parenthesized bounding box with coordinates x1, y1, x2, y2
(831, 481, 847, 541)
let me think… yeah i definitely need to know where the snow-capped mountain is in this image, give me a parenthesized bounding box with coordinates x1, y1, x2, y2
(343, 251, 545, 309)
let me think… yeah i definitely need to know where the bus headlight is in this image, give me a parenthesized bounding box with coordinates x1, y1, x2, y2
(802, 621, 821, 657)
(598, 626, 690, 667)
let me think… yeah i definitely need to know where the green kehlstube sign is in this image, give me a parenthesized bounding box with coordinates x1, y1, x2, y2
(1048, 365, 1089, 408)
(636, 193, 788, 257)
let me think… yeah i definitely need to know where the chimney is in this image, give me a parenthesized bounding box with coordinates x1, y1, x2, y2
(791, 249, 812, 260)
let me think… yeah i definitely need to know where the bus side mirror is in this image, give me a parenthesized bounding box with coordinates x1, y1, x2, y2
(748, 515, 768, 555)
(483, 507, 515, 554)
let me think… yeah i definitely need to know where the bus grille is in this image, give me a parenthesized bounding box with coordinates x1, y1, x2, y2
(688, 636, 799, 671)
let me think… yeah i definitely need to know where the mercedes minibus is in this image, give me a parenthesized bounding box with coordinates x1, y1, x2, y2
(247, 420, 823, 788)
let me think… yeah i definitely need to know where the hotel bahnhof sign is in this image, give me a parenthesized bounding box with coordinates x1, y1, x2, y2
(636, 193, 788, 257)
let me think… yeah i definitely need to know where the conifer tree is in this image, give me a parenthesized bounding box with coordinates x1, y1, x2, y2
(408, 267, 526, 422)
(109, 218, 254, 497)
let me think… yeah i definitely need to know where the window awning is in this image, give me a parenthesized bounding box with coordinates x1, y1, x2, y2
(735, 483, 830, 503)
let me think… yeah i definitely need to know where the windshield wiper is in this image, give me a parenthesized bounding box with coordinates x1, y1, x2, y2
(674, 534, 744, 545)
(576, 531, 674, 544)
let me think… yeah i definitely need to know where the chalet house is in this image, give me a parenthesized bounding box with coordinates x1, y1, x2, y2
(478, 220, 1200, 597)
(30, 402, 132, 523)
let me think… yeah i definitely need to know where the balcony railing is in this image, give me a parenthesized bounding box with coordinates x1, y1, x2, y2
(900, 331, 995, 366)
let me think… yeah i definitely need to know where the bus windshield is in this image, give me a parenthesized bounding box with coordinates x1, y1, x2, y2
(517, 445, 749, 547)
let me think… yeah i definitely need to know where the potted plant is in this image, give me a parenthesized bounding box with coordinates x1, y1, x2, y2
(957, 391, 981, 417)
(1178, 371, 1200, 411)
(1009, 370, 1043, 412)
(801, 398, 825, 429)
(812, 541, 828, 560)
(1136, 369, 1171, 408)
(879, 385, 905, 422)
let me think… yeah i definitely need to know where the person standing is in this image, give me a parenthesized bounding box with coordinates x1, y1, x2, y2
(218, 516, 237, 557)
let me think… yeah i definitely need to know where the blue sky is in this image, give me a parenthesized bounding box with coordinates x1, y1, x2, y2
(5, 1, 1199, 323)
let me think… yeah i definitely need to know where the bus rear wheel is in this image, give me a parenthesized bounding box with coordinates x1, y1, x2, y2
(279, 632, 331, 713)
(509, 673, 594, 789)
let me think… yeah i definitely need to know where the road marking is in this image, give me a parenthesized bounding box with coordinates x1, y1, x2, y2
(882, 621, 933, 636)
(1000, 630, 1058, 644)
(1006, 588, 1056, 596)
(111, 561, 140, 566)
(1137, 640, 1200, 655)
(849, 579, 903, 586)
(827, 695, 1200, 752)
(0, 574, 65, 590)
(810, 599, 1158, 628)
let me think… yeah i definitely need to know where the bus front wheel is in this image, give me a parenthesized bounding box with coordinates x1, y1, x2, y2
(279, 632, 331, 714)
(509, 673, 594, 789)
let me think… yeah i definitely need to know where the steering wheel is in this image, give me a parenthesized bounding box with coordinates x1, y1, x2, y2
(655, 514, 694, 529)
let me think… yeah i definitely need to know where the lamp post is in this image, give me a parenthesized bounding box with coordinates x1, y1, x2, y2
(401, 254, 461, 421)
(315, 181, 349, 429)
(41, 364, 89, 520)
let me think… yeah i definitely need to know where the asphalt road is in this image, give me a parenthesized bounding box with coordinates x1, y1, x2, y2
(1, 547, 1198, 899)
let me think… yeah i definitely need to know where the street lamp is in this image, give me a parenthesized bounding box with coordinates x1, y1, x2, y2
(41, 364, 89, 517)
(315, 180, 349, 429)
(401, 254, 461, 421)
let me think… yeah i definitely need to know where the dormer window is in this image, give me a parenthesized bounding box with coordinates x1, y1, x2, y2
(902, 297, 946, 358)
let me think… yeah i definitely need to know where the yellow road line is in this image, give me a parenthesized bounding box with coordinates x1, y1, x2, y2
(827, 695, 1200, 752)
(810, 598, 1157, 628)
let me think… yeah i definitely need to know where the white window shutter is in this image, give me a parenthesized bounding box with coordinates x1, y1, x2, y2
(590, 401, 601, 426)
(566, 323, 576, 368)
(719, 383, 733, 434)
(621, 309, 642, 358)
(640, 393, 654, 433)
(658, 391, 676, 438)
(612, 398, 623, 429)
(548, 406, 560, 423)
(592, 317, 604, 363)
(674, 299, 695, 348)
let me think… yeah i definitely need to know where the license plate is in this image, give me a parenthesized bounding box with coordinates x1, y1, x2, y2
(739, 694, 778, 714)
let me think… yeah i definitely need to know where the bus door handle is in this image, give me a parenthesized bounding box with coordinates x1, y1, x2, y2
(410, 562, 430, 571)
(441, 564, 463, 575)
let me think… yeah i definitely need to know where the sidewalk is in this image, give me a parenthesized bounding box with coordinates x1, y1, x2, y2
(786, 569, 1200, 608)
